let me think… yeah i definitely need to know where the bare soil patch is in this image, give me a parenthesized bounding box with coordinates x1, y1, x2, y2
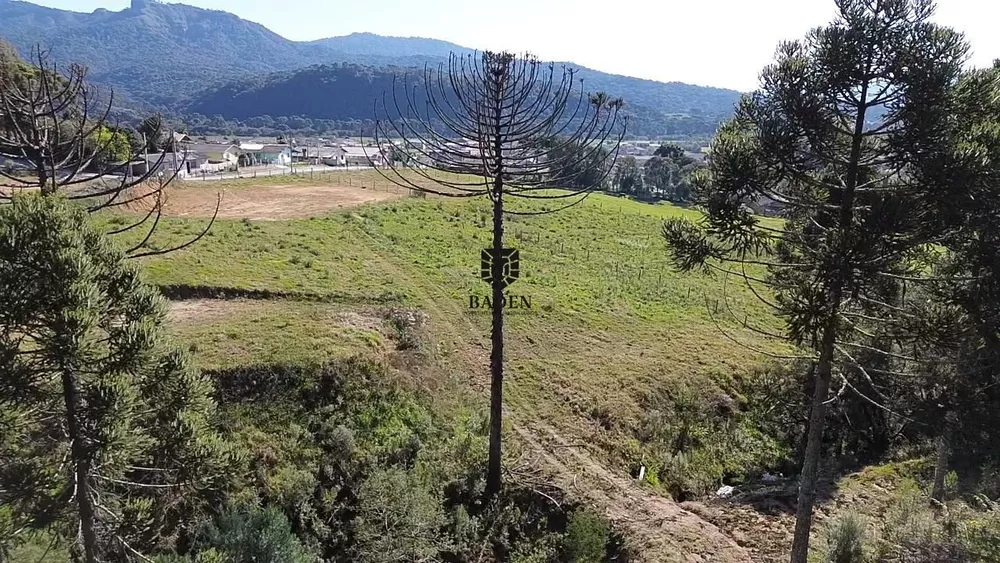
(146, 183, 401, 220)
(166, 299, 259, 325)
(514, 420, 752, 563)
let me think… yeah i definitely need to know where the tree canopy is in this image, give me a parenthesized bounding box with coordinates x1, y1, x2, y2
(662, 1, 973, 560)
(0, 194, 234, 561)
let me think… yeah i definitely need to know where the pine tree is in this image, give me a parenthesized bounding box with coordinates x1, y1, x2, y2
(661, 1, 968, 561)
(916, 61, 1000, 500)
(0, 194, 235, 562)
(371, 51, 625, 498)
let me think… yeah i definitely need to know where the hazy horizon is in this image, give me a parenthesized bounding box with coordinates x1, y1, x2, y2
(20, 0, 1000, 91)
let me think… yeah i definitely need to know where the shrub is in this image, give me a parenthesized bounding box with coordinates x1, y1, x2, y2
(816, 478, 1000, 563)
(562, 509, 610, 563)
(354, 468, 446, 563)
(637, 373, 785, 498)
(384, 307, 429, 351)
(192, 504, 312, 563)
(819, 511, 867, 563)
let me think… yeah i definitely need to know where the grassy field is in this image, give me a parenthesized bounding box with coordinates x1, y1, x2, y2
(118, 179, 784, 471)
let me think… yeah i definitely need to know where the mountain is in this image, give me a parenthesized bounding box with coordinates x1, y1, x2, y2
(0, 0, 742, 136)
(184, 64, 730, 138)
(305, 32, 470, 59)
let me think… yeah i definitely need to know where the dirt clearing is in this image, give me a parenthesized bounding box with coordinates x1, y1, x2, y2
(166, 299, 260, 325)
(515, 420, 752, 563)
(146, 183, 401, 220)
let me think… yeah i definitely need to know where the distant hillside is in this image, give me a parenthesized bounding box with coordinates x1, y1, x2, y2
(0, 0, 742, 136)
(185, 64, 730, 138)
(305, 32, 469, 59)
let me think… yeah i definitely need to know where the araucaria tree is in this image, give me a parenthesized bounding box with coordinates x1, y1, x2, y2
(0, 195, 234, 562)
(0, 47, 226, 562)
(661, 1, 968, 561)
(371, 51, 625, 497)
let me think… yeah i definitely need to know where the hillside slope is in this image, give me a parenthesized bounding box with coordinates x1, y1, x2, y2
(0, 1, 741, 135)
(129, 173, 781, 560)
(183, 63, 727, 137)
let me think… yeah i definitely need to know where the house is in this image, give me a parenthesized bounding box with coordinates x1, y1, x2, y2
(293, 146, 346, 166)
(186, 143, 239, 171)
(321, 148, 347, 167)
(341, 146, 385, 168)
(239, 143, 292, 166)
(749, 194, 786, 217)
(141, 151, 205, 178)
(319, 147, 348, 166)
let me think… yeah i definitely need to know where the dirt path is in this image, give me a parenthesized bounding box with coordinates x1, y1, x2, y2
(348, 225, 751, 562)
(514, 420, 750, 562)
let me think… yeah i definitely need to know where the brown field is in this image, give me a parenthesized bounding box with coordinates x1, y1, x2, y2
(120, 169, 479, 220)
(157, 183, 401, 220)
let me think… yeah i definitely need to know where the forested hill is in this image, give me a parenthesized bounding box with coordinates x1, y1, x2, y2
(184, 64, 732, 138)
(0, 0, 742, 136)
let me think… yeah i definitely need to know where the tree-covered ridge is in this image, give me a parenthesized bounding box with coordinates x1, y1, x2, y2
(182, 63, 729, 138)
(0, 1, 742, 136)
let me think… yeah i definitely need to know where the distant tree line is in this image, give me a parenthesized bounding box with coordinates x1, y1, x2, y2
(611, 143, 705, 202)
(179, 64, 725, 139)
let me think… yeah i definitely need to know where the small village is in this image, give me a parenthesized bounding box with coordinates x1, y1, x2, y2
(137, 133, 392, 179)
(139, 133, 707, 182)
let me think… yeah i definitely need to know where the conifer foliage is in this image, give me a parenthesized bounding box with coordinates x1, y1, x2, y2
(662, 1, 970, 561)
(0, 195, 233, 562)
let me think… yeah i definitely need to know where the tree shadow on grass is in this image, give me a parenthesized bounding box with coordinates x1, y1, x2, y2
(157, 283, 404, 305)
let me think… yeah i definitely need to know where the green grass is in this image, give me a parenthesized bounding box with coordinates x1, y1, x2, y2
(137, 217, 407, 301)
(120, 188, 785, 469)
(6, 533, 68, 563)
(169, 300, 385, 370)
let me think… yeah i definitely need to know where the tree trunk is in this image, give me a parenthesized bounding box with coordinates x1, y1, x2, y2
(61, 370, 100, 563)
(931, 411, 956, 502)
(485, 65, 508, 499)
(36, 151, 54, 196)
(486, 181, 504, 498)
(788, 46, 872, 563)
(789, 327, 836, 563)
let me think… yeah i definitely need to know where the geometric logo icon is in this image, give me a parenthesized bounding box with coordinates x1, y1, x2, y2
(480, 248, 520, 290)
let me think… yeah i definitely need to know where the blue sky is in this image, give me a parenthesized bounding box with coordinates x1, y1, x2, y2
(28, 0, 1000, 91)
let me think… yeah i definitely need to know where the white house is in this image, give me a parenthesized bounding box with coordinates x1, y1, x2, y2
(295, 146, 347, 166)
(186, 143, 240, 171)
(341, 146, 384, 168)
(240, 143, 292, 166)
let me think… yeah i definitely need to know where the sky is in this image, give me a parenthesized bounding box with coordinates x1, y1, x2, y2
(27, 0, 1000, 91)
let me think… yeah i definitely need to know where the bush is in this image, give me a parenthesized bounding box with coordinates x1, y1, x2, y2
(562, 509, 609, 563)
(191, 504, 312, 563)
(636, 373, 786, 498)
(384, 307, 429, 351)
(813, 478, 1000, 563)
(819, 511, 867, 563)
(354, 467, 446, 563)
